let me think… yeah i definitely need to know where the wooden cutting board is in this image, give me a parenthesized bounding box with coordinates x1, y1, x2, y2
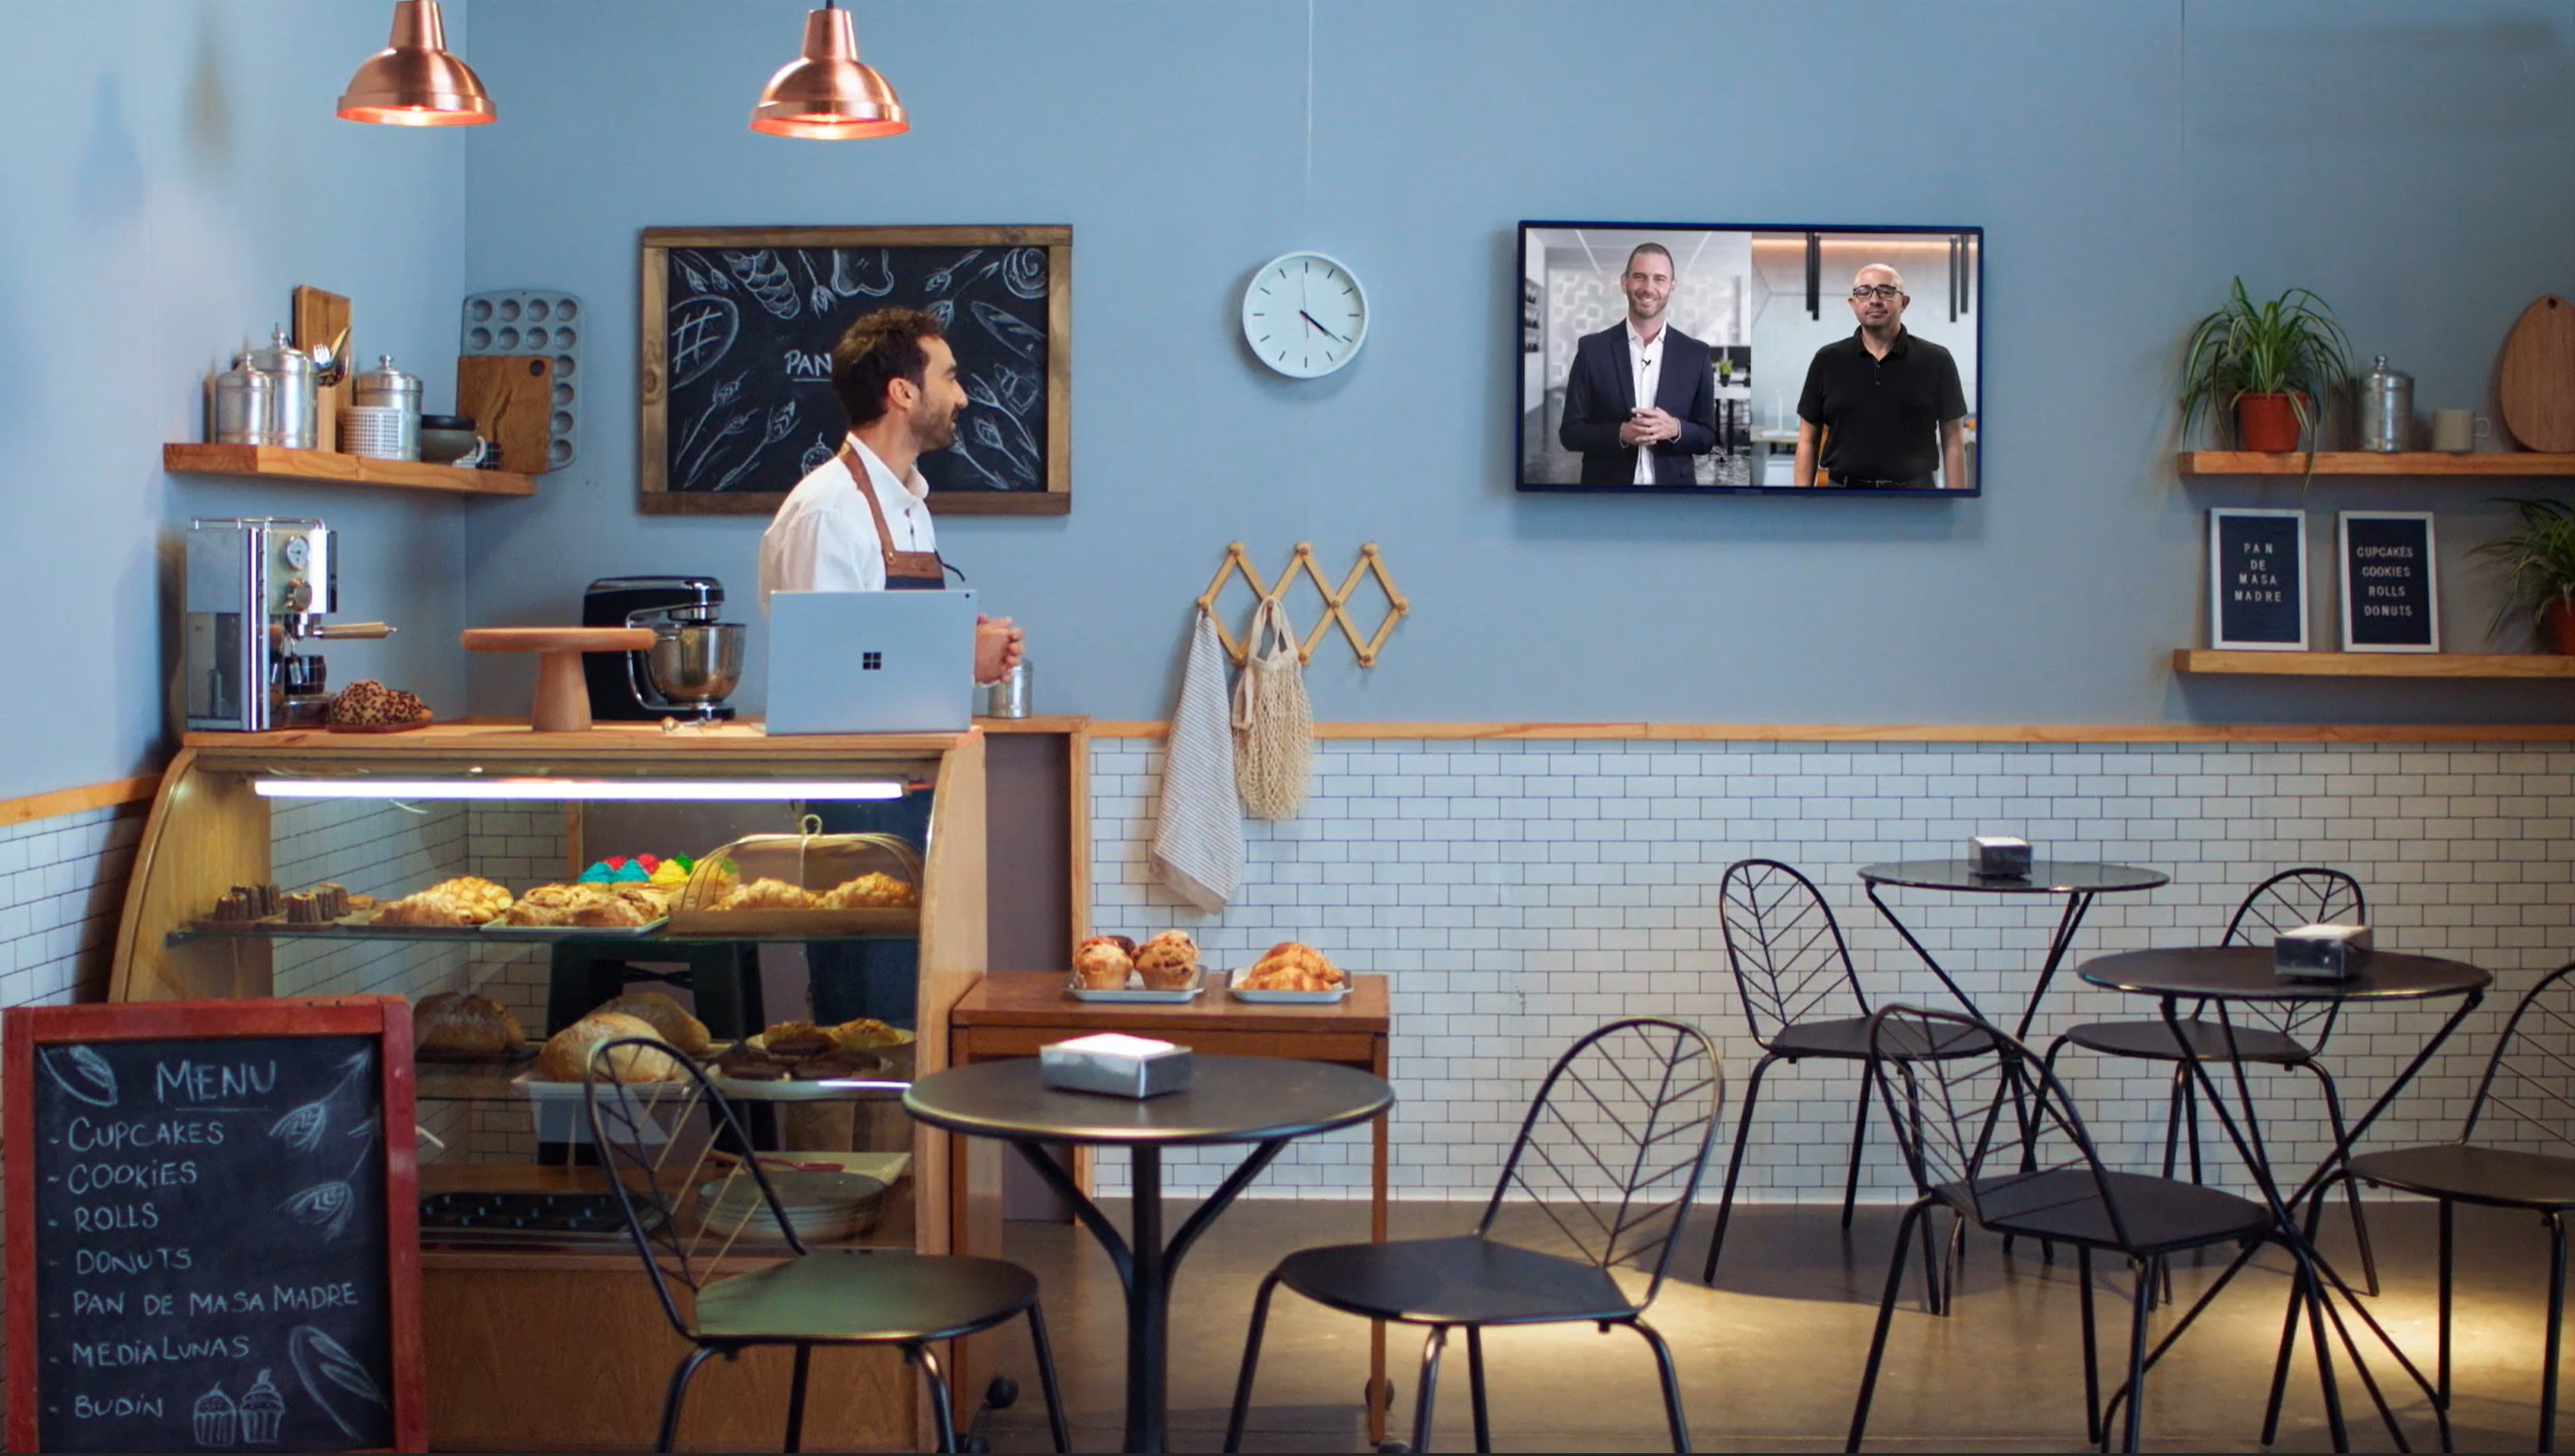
(292, 285, 351, 453)
(456, 354, 556, 474)
(2499, 294, 2575, 453)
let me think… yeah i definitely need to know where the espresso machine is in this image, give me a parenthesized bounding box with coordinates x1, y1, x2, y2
(184, 519, 395, 731)
(581, 576, 743, 721)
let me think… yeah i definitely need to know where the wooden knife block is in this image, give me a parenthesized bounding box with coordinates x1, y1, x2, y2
(457, 355, 556, 474)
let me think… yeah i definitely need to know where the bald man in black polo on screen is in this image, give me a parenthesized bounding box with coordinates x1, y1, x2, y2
(1557, 242, 1718, 485)
(1794, 264, 1971, 489)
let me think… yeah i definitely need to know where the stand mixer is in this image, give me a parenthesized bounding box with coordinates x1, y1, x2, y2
(183, 519, 395, 730)
(581, 577, 743, 722)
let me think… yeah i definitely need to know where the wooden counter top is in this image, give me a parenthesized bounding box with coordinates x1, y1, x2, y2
(181, 719, 970, 757)
(953, 970, 1389, 1035)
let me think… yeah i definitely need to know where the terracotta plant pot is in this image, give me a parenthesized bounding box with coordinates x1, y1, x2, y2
(2236, 392, 2307, 453)
(2546, 597, 2575, 655)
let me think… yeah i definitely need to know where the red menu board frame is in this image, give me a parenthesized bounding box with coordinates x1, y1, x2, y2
(4, 997, 424, 1453)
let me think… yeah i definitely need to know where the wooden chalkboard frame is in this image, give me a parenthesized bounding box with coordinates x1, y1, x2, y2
(5, 997, 425, 1453)
(638, 225, 1073, 517)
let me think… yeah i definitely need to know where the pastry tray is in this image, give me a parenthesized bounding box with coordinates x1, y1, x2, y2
(418, 1189, 657, 1244)
(332, 913, 490, 937)
(481, 916, 670, 938)
(1066, 975, 1207, 1003)
(1224, 975, 1353, 1004)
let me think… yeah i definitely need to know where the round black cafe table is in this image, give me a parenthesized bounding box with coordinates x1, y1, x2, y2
(906, 1056, 1393, 1453)
(1859, 860, 2170, 1037)
(2078, 944, 2491, 1451)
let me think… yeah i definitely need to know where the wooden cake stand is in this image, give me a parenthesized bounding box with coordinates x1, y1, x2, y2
(460, 627, 656, 732)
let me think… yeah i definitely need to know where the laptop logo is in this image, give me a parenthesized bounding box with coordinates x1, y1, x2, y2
(862, 651, 883, 671)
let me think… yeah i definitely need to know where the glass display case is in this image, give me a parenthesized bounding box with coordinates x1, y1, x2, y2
(109, 722, 992, 1451)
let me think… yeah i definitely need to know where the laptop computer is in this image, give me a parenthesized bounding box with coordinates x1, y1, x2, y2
(764, 590, 979, 734)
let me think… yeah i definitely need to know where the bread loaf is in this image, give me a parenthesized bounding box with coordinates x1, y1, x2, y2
(414, 991, 526, 1057)
(537, 1013, 682, 1083)
(595, 992, 712, 1057)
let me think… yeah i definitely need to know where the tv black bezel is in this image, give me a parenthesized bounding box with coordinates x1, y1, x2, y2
(1515, 219, 1985, 500)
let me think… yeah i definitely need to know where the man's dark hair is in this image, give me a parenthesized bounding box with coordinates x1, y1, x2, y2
(1624, 242, 1674, 276)
(832, 307, 945, 427)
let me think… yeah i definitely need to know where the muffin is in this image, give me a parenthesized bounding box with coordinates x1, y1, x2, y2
(1073, 936, 1135, 989)
(1133, 930, 1199, 990)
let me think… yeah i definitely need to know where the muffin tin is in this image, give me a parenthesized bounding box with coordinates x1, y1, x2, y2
(459, 289, 582, 469)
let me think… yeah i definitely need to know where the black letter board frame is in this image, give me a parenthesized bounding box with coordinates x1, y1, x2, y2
(2207, 507, 2309, 651)
(5, 996, 424, 1453)
(2338, 509, 2441, 653)
(639, 225, 1072, 517)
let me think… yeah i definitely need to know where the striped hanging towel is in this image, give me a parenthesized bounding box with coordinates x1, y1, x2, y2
(1151, 609, 1245, 912)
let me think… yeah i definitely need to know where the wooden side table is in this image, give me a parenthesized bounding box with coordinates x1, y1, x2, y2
(947, 972, 1394, 1442)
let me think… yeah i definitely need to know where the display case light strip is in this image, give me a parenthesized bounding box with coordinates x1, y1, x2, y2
(252, 779, 905, 801)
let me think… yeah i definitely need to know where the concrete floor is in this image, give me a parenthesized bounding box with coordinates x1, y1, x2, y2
(963, 1197, 2568, 1453)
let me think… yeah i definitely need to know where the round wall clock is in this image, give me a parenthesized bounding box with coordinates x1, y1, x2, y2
(1242, 251, 1368, 378)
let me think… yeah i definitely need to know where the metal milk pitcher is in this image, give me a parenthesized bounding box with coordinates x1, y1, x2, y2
(2358, 355, 2413, 453)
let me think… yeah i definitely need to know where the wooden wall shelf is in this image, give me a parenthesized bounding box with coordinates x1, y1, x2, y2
(2178, 451, 2575, 477)
(164, 443, 537, 498)
(2173, 649, 2575, 678)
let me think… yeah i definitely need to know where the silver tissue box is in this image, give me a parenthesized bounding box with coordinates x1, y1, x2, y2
(2275, 923, 2374, 981)
(1967, 835, 2033, 877)
(1039, 1033, 1194, 1099)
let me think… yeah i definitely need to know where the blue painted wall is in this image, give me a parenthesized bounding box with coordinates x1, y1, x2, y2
(9, 1, 2575, 804)
(0, 1, 474, 799)
(456, 0, 2575, 727)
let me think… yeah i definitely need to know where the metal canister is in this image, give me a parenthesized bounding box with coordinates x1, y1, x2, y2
(352, 354, 423, 460)
(2357, 354, 2414, 453)
(979, 659, 1033, 719)
(210, 357, 277, 445)
(247, 327, 317, 449)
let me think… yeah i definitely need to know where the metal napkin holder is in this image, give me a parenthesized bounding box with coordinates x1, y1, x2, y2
(1039, 1033, 1193, 1099)
(1967, 835, 2033, 878)
(2276, 923, 2373, 982)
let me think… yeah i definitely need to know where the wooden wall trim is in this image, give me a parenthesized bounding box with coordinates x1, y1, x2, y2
(0, 774, 162, 831)
(1084, 721, 2575, 745)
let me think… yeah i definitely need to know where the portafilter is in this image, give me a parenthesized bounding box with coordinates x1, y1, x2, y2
(644, 623, 745, 719)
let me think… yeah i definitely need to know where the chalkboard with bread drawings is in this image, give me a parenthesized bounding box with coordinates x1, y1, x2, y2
(4, 998, 425, 1453)
(640, 225, 1072, 517)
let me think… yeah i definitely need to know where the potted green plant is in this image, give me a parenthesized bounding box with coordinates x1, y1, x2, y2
(2472, 498, 2575, 653)
(2179, 278, 2355, 454)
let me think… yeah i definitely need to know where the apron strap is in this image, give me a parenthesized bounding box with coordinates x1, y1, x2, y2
(838, 445, 947, 586)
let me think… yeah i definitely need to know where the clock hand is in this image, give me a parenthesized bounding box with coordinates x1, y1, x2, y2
(1297, 309, 1348, 344)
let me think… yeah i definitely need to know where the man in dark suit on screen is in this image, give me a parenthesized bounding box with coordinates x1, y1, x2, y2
(1556, 242, 1718, 486)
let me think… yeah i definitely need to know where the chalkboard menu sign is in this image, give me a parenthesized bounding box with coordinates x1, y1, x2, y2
(6, 999, 423, 1453)
(2208, 508, 2309, 650)
(638, 225, 1072, 518)
(2340, 511, 2441, 652)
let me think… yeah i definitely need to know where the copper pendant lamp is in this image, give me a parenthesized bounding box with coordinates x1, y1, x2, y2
(337, 0, 494, 128)
(751, 1, 909, 140)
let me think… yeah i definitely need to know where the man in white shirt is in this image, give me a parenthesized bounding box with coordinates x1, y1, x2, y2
(755, 307, 1022, 1031)
(757, 306, 1023, 681)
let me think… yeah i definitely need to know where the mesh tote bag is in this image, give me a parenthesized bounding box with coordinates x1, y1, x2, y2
(1231, 596, 1313, 821)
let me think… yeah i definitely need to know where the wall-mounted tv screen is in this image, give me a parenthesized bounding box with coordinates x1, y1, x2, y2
(1518, 222, 1983, 496)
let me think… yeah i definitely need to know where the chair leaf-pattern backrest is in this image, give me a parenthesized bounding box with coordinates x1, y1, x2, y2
(585, 1037, 808, 1340)
(1478, 1019, 1724, 1310)
(1720, 860, 1867, 1046)
(2464, 962, 2575, 1155)
(1867, 1005, 2137, 1253)
(2220, 867, 2366, 1047)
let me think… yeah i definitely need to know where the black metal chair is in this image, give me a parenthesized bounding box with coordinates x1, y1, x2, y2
(1847, 1006, 2282, 1453)
(2324, 960, 2575, 1452)
(584, 1038, 1069, 1454)
(1224, 1019, 1722, 1453)
(1701, 859, 1987, 1284)
(2041, 867, 2379, 1294)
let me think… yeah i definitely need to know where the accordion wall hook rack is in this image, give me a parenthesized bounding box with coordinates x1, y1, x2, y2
(1193, 541, 1409, 667)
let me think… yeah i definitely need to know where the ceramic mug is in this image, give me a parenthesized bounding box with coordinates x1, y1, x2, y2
(2431, 409, 2492, 453)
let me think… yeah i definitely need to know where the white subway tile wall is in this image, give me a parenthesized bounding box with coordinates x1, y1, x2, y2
(1090, 740, 2575, 1200)
(0, 804, 144, 1009)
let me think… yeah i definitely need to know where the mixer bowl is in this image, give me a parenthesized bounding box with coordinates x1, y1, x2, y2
(645, 623, 745, 709)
